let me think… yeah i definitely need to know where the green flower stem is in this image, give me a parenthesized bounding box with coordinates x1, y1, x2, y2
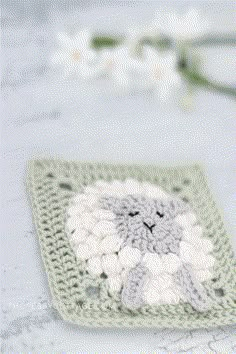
(191, 34, 236, 47)
(90, 34, 236, 98)
(177, 41, 236, 98)
(91, 34, 236, 49)
(179, 69, 236, 97)
(91, 36, 122, 49)
(140, 36, 172, 50)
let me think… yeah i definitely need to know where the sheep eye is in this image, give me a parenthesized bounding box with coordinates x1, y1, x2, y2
(129, 211, 139, 217)
(156, 211, 164, 218)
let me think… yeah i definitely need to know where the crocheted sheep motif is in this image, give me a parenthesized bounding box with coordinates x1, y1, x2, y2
(99, 195, 187, 255)
(65, 179, 215, 312)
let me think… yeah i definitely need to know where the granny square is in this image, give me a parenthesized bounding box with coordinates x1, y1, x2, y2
(26, 159, 236, 328)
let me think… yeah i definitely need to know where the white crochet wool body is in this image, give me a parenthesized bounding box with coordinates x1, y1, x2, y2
(65, 179, 215, 306)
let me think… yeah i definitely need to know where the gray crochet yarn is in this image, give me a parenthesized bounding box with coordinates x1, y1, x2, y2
(27, 159, 236, 328)
(100, 194, 211, 312)
(174, 263, 212, 312)
(100, 194, 189, 255)
(121, 264, 150, 310)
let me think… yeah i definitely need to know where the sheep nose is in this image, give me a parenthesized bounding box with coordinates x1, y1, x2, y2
(143, 221, 156, 232)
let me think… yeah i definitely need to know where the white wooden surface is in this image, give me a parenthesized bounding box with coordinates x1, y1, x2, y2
(1, 1, 236, 352)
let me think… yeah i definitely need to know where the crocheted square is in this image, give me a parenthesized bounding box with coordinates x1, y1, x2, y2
(26, 159, 236, 328)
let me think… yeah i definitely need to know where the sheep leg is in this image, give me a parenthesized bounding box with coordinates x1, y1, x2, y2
(173, 263, 212, 312)
(121, 264, 149, 310)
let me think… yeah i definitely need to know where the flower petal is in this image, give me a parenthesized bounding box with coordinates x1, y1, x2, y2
(51, 50, 70, 64)
(74, 29, 92, 48)
(57, 32, 73, 47)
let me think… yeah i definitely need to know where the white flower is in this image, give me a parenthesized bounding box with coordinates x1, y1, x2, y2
(124, 27, 144, 53)
(98, 45, 144, 89)
(142, 46, 181, 100)
(51, 29, 98, 77)
(153, 8, 210, 41)
(124, 25, 157, 54)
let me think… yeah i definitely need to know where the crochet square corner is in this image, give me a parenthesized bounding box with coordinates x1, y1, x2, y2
(26, 159, 236, 328)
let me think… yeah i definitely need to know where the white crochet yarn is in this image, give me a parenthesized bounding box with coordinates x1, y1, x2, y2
(65, 179, 215, 305)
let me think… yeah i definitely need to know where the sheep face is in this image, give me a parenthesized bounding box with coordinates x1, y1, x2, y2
(100, 194, 189, 255)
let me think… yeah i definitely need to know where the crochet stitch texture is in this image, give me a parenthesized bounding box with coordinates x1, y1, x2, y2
(26, 159, 236, 328)
(67, 182, 214, 311)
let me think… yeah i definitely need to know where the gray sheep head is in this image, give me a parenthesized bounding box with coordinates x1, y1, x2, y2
(99, 194, 190, 255)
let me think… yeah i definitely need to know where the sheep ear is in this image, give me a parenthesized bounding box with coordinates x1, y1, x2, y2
(99, 196, 122, 213)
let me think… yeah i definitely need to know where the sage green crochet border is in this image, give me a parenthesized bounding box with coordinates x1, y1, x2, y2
(26, 159, 236, 328)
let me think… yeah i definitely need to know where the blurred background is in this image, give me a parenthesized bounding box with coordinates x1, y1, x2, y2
(1, 0, 236, 352)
